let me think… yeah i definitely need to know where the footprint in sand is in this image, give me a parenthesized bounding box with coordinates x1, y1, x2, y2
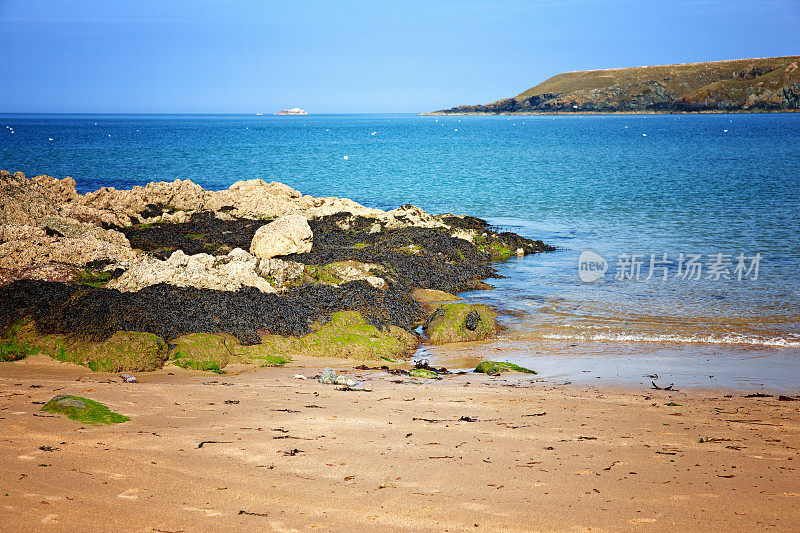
(94, 470, 125, 480)
(183, 506, 222, 517)
(117, 489, 139, 500)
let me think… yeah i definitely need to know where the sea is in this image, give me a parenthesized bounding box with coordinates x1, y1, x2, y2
(2, 112, 799, 390)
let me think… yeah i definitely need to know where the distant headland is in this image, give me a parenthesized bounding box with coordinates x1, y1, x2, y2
(425, 55, 800, 115)
(275, 107, 308, 115)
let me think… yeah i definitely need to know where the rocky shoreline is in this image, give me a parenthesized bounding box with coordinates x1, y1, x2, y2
(0, 170, 553, 373)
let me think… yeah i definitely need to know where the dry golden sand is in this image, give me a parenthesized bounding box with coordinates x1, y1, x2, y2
(1, 354, 799, 532)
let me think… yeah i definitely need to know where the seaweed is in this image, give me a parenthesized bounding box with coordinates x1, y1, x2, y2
(122, 211, 267, 258)
(0, 279, 422, 345)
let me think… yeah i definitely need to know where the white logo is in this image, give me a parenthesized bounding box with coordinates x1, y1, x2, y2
(578, 250, 608, 283)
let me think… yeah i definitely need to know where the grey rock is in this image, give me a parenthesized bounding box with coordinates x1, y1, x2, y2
(464, 310, 481, 331)
(50, 394, 87, 409)
(319, 367, 337, 384)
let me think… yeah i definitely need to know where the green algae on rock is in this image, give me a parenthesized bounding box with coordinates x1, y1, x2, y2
(409, 368, 441, 379)
(168, 332, 289, 371)
(41, 394, 130, 425)
(423, 303, 499, 345)
(0, 319, 40, 362)
(15, 323, 168, 372)
(259, 310, 418, 361)
(474, 361, 537, 375)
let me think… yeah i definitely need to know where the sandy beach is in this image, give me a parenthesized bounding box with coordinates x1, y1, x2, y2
(2, 354, 799, 532)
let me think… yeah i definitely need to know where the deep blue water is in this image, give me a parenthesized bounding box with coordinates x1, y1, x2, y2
(2, 113, 800, 378)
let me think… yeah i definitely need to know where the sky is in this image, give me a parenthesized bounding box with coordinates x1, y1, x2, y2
(1, 0, 799, 113)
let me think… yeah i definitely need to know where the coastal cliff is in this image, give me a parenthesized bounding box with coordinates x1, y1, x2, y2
(427, 55, 800, 114)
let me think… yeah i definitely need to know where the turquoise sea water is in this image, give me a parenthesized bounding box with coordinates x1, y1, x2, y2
(2, 113, 799, 388)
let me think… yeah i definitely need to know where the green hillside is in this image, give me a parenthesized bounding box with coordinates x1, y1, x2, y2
(429, 56, 800, 114)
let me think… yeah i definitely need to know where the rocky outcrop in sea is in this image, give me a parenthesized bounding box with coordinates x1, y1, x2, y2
(0, 170, 554, 371)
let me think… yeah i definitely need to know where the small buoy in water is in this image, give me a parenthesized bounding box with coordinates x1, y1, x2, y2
(454, 128, 458, 132)
(343, 155, 349, 160)
(108, 134, 111, 137)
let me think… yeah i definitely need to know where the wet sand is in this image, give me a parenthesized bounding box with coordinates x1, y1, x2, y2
(1, 354, 799, 532)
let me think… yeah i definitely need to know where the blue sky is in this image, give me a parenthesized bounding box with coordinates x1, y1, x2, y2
(1, 0, 798, 113)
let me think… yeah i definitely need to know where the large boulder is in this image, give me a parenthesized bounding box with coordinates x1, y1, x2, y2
(250, 214, 313, 259)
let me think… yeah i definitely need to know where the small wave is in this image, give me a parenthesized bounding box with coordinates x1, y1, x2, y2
(539, 331, 800, 347)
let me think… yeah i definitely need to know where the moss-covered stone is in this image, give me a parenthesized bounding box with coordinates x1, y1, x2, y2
(409, 368, 441, 379)
(0, 339, 38, 362)
(474, 361, 536, 375)
(167, 332, 290, 371)
(259, 310, 418, 361)
(41, 394, 130, 425)
(0, 319, 40, 362)
(168, 332, 237, 371)
(16, 324, 168, 372)
(423, 303, 499, 345)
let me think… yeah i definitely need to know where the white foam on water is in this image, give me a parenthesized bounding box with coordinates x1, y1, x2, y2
(539, 330, 800, 348)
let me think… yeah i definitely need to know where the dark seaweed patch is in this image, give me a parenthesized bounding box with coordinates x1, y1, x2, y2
(122, 212, 269, 258)
(295, 224, 494, 294)
(0, 279, 421, 345)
